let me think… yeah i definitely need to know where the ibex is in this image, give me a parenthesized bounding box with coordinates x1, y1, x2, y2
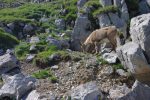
(81, 26, 118, 54)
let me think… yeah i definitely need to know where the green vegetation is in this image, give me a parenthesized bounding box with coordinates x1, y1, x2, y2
(85, 0, 101, 8)
(97, 56, 124, 70)
(0, 28, 19, 50)
(97, 57, 108, 65)
(32, 69, 58, 83)
(93, 6, 118, 17)
(112, 63, 124, 70)
(32, 69, 52, 79)
(1, 0, 20, 3)
(15, 42, 30, 60)
(34, 45, 58, 67)
(0, 0, 78, 31)
(34, 48, 70, 67)
(49, 76, 58, 83)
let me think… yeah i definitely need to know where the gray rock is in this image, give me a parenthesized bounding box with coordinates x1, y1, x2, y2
(139, 0, 150, 14)
(7, 23, 15, 31)
(23, 24, 34, 34)
(30, 36, 40, 44)
(77, 0, 88, 9)
(26, 54, 35, 62)
(60, 40, 70, 49)
(18, 32, 24, 39)
(85, 57, 99, 68)
(47, 37, 61, 49)
(100, 0, 112, 7)
(98, 14, 111, 28)
(29, 45, 36, 51)
(6, 49, 14, 54)
(4, 27, 13, 34)
(25, 90, 56, 100)
(55, 19, 66, 30)
(0, 49, 4, 56)
(146, 0, 150, 6)
(121, 0, 129, 22)
(108, 13, 127, 38)
(51, 65, 59, 70)
(71, 15, 92, 51)
(39, 17, 49, 23)
(0, 53, 19, 74)
(116, 42, 150, 83)
(100, 48, 112, 55)
(109, 84, 131, 99)
(0, 73, 36, 100)
(100, 42, 112, 54)
(116, 69, 127, 77)
(114, 0, 121, 7)
(120, 80, 150, 100)
(71, 81, 103, 100)
(25, 90, 39, 100)
(102, 53, 118, 64)
(130, 13, 150, 63)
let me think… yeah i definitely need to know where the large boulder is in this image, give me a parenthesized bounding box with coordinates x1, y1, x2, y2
(0, 73, 36, 100)
(71, 15, 92, 51)
(70, 81, 103, 100)
(130, 13, 150, 63)
(98, 14, 111, 28)
(108, 13, 127, 38)
(0, 53, 19, 74)
(146, 0, 150, 6)
(116, 42, 150, 83)
(139, 0, 150, 14)
(120, 0, 129, 22)
(120, 80, 150, 100)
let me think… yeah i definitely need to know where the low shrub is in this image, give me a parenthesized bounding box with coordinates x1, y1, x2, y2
(49, 76, 58, 83)
(0, 28, 19, 50)
(14, 42, 30, 60)
(34, 45, 58, 67)
(97, 57, 108, 65)
(113, 63, 124, 70)
(85, 0, 101, 8)
(32, 69, 52, 79)
(93, 6, 118, 17)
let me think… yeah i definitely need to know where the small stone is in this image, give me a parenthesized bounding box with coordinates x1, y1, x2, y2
(51, 65, 59, 70)
(26, 54, 35, 62)
(116, 69, 127, 77)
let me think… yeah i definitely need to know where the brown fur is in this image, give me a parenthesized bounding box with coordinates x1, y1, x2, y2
(81, 26, 118, 54)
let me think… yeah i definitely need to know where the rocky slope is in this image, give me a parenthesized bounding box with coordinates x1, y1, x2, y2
(1, 0, 150, 100)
